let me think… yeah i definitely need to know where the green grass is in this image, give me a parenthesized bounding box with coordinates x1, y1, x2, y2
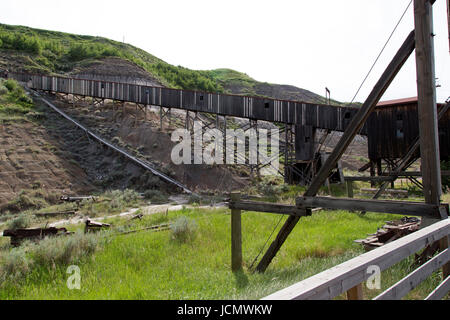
(0, 78, 34, 123)
(1, 206, 433, 300)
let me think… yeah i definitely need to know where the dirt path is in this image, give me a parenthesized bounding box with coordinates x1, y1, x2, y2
(48, 203, 227, 228)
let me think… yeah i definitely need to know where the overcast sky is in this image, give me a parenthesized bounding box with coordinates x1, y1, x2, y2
(0, 0, 449, 103)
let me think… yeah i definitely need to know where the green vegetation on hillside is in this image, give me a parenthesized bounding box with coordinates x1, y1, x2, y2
(0, 79, 34, 122)
(0, 23, 224, 93)
(0, 23, 339, 104)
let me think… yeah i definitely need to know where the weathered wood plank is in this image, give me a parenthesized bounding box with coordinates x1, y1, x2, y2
(231, 193, 242, 272)
(229, 200, 307, 216)
(346, 284, 364, 300)
(424, 275, 450, 300)
(296, 196, 441, 217)
(374, 248, 449, 300)
(256, 30, 416, 273)
(262, 219, 450, 300)
(414, 0, 442, 205)
(346, 181, 354, 198)
(344, 176, 395, 182)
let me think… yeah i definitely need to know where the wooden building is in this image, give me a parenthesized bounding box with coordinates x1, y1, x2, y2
(367, 97, 449, 163)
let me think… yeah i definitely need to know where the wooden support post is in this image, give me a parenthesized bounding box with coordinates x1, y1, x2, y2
(231, 193, 242, 272)
(255, 30, 416, 273)
(346, 284, 364, 300)
(447, 0, 450, 53)
(440, 235, 450, 279)
(414, 0, 442, 205)
(347, 181, 354, 198)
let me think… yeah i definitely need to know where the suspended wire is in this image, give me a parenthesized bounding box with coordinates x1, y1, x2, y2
(249, 214, 285, 271)
(320, 0, 413, 157)
(348, 0, 413, 106)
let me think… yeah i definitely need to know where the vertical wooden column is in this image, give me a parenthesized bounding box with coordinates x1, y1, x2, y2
(346, 284, 364, 300)
(447, 0, 450, 53)
(347, 181, 354, 198)
(231, 192, 242, 272)
(370, 161, 376, 187)
(414, 0, 442, 206)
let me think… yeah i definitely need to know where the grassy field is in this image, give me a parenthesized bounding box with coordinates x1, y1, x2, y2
(0, 204, 445, 300)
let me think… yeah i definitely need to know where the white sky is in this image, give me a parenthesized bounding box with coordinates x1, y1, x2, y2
(0, 0, 449, 103)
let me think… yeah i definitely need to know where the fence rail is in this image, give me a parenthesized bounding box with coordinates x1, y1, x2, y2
(262, 218, 450, 300)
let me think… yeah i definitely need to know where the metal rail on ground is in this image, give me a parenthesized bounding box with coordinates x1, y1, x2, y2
(28, 88, 193, 194)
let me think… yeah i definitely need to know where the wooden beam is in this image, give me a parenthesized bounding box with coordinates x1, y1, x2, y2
(255, 30, 417, 273)
(380, 170, 450, 177)
(229, 200, 307, 216)
(425, 275, 450, 300)
(414, 0, 442, 205)
(447, 0, 450, 53)
(296, 196, 442, 217)
(262, 219, 450, 300)
(344, 176, 395, 182)
(231, 193, 243, 272)
(374, 249, 449, 300)
(346, 181, 354, 198)
(346, 284, 364, 300)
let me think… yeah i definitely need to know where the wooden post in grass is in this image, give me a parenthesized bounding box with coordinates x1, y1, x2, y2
(231, 192, 242, 272)
(346, 181, 354, 198)
(346, 284, 364, 300)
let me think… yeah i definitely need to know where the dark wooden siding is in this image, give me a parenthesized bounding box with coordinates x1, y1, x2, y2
(367, 103, 449, 160)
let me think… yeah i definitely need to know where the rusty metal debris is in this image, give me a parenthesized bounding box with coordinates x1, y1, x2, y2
(116, 223, 171, 236)
(129, 213, 144, 221)
(354, 216, 421, 251)
(34, 211, 76, 218)
(60, 195, 97, 202)
(84, 219, 111, 233)
(3, 227, 73, 246)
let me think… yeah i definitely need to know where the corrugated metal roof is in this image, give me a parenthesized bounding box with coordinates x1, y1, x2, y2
(377, 97, 418, 107)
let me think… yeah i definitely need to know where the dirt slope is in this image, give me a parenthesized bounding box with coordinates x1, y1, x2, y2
(0, 119, 97, 210)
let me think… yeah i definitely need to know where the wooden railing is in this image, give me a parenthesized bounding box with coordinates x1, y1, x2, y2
(262, 218, 450, 300)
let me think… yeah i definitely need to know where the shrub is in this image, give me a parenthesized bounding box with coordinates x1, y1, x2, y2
(143, 190, 168, 204)
(3, 79, 17, 92)
(0, 247, 31, 280)
(188, 194, 202, 205)
(31, 231, 104, 266)
(170, 216, 198, 243)
(0, 232, 107, 284)
(6, 214, 33, 230)
(3, 190, 47, 213)
(106, 189, 141, 210)
(0, 84, 8, 96)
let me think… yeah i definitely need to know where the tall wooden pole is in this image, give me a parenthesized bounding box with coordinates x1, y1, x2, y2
(255, 31, 416, 273)
(231, 193, 243, 272)
(447, 0, 450, 53)
(414, 0, 442, 206)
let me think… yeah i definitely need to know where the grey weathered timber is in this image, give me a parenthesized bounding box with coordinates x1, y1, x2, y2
(381, 170, 450, 177)
(374, 248, 449, 300)
(414, 0, 442, 205)
(346, 284, 364, 300)
(229, 200, 307, 216)
(346, 181, 354, 198)
(344, 176, 397, 182)
(262, 219, 450, 300)
(425, 275, 450, 300)
(255, 30, 416, 273)
(296, 196, 442, 217)
(371, 93, 450, 201)
(231, 193, 243, 272)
